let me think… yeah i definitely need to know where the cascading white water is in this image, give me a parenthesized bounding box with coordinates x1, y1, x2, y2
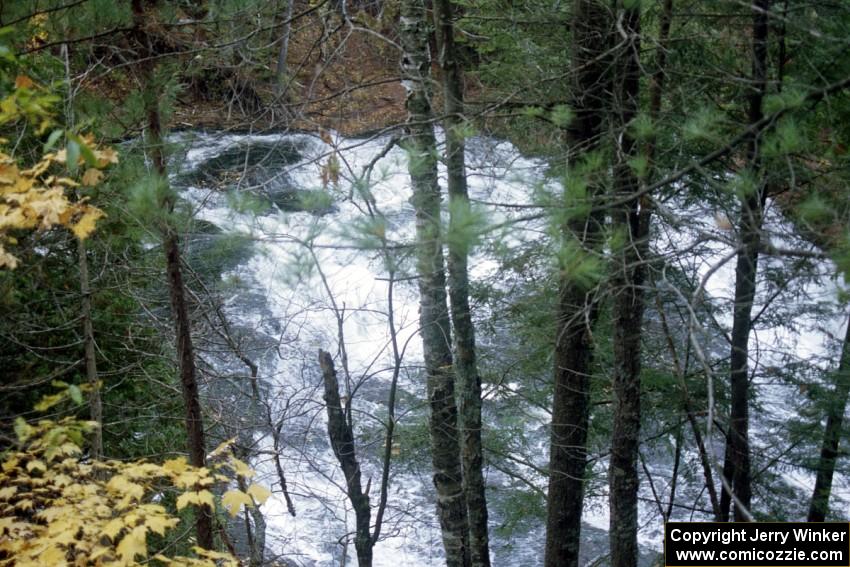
(173, 129, 849, 566)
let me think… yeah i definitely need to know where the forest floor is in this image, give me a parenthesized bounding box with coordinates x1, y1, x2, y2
(170, 7, 410, 137)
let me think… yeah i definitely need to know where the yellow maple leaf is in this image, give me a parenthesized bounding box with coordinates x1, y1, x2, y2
(116, 525, 147, 561)
(53, 177, 80, 188)
(227, 456, 254, 479)
(81, 168, 103, 187)
(0, 247, 19, 269)
(15, 76, 34, 89)
(175, 490, 214, 511)
(94, 147, 119, 166)
(208, 438, 236, 459)
(194, 547, 240, 566)
(221, 489, 253, 517)
(146, 515, 177, 536)
(37, 546, 65, 565)
(106, 476, 144, 502)
(21, 158, 50, 178)
(247, 483, 271, 505)
(0, 162, 19, 184)
(71, 208, 105, 240)
(162, 457, 189, 475)
(101, 518, 125, 541)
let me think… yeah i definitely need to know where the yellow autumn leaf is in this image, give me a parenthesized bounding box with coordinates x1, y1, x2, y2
(228, 456, 254, 479)
(246, 483, 271, 505)
(123, 462, 163, 479)
(0, 247, 19, 269)
(53, 177, 79, 188)
(22, 158, 51, 179)
(208, 438, 236, 459)
(116, 525, 147, 561)
(101, 518, 125, 541)
(89, 545, 113, 562)
(106, 475, 144, 502)
(37, 546, 66, 566)
(162, 457, 189, 475)
(221, 489, 253, 517)
(14, 76, 34, 89)
(194, 547, 240, 566)
(145, 514, 177, 536)
(175, 490, 214, 511)
(71, 208, 105, 240)
(94, 147, 119, 166)
(81, 168, 103, 187)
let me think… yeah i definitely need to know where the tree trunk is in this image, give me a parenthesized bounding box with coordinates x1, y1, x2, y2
(399, 1, 470, 564)
(275, 0, 294, 94)
(655, 287, 723, 520)
(432, 1, 490, 565)
(131, 0, 214, 549)
(63, 39, 103, 462)
(720, 0, 770, 523)
(644, 0, 723, 523)
(608, 4, 644, 567)
(319, 350, 373, 567)
(78, 238, 102, 460)
(807, 315, 850, 522)
(543, 3, 610, 567)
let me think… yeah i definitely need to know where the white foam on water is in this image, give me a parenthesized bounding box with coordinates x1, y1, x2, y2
(175, 130, 849, 565)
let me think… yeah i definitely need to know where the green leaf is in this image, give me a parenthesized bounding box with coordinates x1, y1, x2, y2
(628, 155, 649, 179)
(683, 107, 722, 142)
(549, 105, 574, 128)
(631, 113, 654, 141)
(556, 237, 602, 290)
(44, 129, 63, 152)
(763, 87, 807, 115)
(796, 194, 831, 224)
(726, 170, 758, 200)
(14, 417, 32, 442)
(66, 139, 80, 174)
(522, 106, 545, 119)
(68, 385, 83, 405)
(67, 132, 97, 167)
(446, 196, 487, 253)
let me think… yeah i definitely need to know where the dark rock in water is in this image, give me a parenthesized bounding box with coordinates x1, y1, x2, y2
(178, 139, 337, 216)
(184, 228, 255, 281)
(190, 218, 223, 236)
(268, 187, 338, 216)
(180, 140, 303, 188)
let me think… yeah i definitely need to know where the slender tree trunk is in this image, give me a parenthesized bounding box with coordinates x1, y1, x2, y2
(62, 39, 103, 462)
(275, 0, 294, 94)
(720, 0, 770, 523)
(544, 3, 610, 566)
(78, 238, 102, 460)
(131, 0, 214, 549)
(319, 350, 373, 567)
(807, 315, 850, 522)
(608, 4, 645, 567)
(432, 1, 490, 565)
(643, 0, 723, 522)
(655, 287, 722, 520)
(400, 1, 470, 564)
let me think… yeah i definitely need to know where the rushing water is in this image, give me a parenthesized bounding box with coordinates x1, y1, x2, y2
(170, 129, 849, 566)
